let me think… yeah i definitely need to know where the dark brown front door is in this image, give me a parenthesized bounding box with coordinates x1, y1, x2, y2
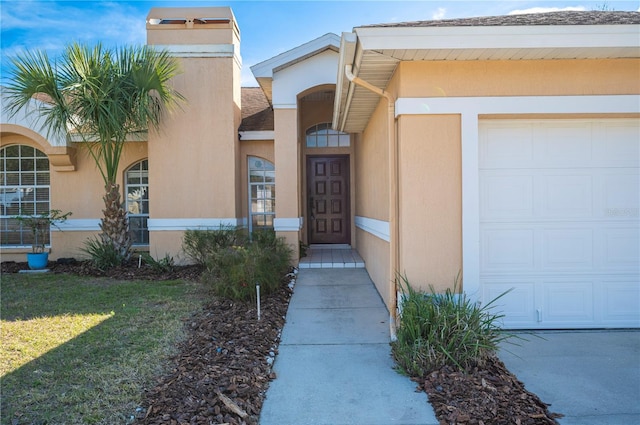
(307, 156, 350, 244)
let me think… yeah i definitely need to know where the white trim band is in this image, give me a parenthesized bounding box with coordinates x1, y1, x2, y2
(154, 44, 236, 58)
(239, 130, 275, 141)
(53, 219, 101, 232)
(395, 95, 640, 116)
(148, 218, 241, 231)
(355, 216, 390, 242)
(274, 217, 303, 232)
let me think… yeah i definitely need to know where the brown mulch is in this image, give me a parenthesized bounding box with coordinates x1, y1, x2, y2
(2, 259, 563, 424)
(421, 357, 563, 425)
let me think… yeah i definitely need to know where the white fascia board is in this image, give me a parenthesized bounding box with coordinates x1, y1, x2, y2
(274, 217, 303, 232)
(355, 24, 640, 51)
(148, 218, 241, 231)
(239, 130, 275, 141)
(396, 95, 640, 116)
(355, 216, 390, 242)
(333, 32, 358, 131)
(251, 33, 340, 79)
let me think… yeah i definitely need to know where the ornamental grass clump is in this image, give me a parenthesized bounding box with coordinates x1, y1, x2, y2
(392, 274, 512, 377)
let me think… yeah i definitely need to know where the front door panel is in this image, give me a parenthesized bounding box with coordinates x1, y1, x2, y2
(307, 156, 350, 244)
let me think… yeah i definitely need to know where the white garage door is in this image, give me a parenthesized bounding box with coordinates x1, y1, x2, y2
(479, 119, 640, 329)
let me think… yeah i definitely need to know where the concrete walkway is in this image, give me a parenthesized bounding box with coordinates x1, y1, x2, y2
(499, 330, 640, 425)
(260, 268, 438, 425)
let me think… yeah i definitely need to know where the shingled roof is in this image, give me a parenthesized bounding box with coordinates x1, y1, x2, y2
(361, 10, 640, 28)
(239, 87, 273, 132)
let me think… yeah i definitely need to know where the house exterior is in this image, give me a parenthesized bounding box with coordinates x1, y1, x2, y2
(1, 7, 639, 330)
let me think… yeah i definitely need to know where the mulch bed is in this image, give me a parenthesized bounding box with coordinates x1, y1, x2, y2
(421, 357, 563, 425)
(2, 259, 563, 424)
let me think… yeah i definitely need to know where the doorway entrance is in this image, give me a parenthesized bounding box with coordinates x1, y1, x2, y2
(307, 156, 350, 244)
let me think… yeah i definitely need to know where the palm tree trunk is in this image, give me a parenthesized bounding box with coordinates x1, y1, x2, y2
(100, 183, 132, 262)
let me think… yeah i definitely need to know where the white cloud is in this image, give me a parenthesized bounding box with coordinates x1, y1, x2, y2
(508, 6, 586, 15)
(432, 7, 446, 20)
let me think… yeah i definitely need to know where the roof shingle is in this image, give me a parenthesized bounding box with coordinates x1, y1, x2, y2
(240, 87, 273, 132)
(360, 10, 640, 28)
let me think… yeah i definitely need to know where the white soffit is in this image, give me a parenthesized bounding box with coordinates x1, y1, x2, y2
(251, 33, 340, 103)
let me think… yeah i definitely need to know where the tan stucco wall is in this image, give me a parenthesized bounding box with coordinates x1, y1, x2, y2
(356, 101, 390, 222)
(356, 228, 391, 308)
(396, 59, 640, 97)
(397, 115, 462, 292)
(274, 108, 300, 260)
(148, 58, 239, 219)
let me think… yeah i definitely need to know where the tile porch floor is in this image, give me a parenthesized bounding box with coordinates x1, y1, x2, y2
(298, 244, 365, 269)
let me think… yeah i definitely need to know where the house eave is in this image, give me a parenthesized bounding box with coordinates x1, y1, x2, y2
(335, 23, 640, 134)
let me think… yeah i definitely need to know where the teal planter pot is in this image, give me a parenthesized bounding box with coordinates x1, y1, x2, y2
(27, 252, 49, 270)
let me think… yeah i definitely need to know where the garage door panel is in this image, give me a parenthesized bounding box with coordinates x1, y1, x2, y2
(602, 172, 640, 213)
(482, 281, 536, 325)
(543, 280, 594, 322)
(542, 174, 593, 217)
(542, 228, 594, 270)
(596, 123, 640, 161)
(479, 119, 640, 329)
(480, 173, 533, 218)
(603, 226, 640, 268)
(480, 126, 533, 164)
(602, 281, 640, 324)
(540, 125, 592, 162)
(481, 228, 534, 271)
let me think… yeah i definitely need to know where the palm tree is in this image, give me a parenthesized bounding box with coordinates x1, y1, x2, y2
(3, 43, 184, 263)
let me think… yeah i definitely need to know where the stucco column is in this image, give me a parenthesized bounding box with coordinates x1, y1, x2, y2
(273, 107, 301, 261)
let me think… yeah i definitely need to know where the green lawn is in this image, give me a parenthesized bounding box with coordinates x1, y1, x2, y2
(1, 272, 205, 425)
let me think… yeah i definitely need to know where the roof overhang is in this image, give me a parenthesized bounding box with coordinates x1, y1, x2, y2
(334, 23, 640, 133)
(251, 33, 340, 105)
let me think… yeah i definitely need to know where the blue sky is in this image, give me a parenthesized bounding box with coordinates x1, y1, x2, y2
(1, 0, 639, 86)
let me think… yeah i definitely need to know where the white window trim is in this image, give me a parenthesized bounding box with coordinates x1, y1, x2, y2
(394, 94, 640, 300)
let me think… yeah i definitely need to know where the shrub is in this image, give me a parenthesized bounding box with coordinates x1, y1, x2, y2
(196, 228, 292, 302)
(391, 274, 512, 377)
(82, 237, 127, 270)
(182, 226, 246, 266)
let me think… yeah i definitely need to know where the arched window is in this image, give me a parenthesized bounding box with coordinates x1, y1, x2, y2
(306, 123, 350, 148)
(248, 156, 275, 232)
(125, 159, 149, 245)
(0, 145, 50, 247)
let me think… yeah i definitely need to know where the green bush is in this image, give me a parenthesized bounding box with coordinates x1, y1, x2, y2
(391, 274, 511, 377)
(82, 237, 126, 270)
(182, 226, 247, 266)
(186, 228, 292, 302)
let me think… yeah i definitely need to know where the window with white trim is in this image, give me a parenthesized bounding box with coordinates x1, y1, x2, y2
(0, 145, 50, 247)
(306, 123, 350, 148)
(125, 159, 149, 245)
(248, 156, 275, 232)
